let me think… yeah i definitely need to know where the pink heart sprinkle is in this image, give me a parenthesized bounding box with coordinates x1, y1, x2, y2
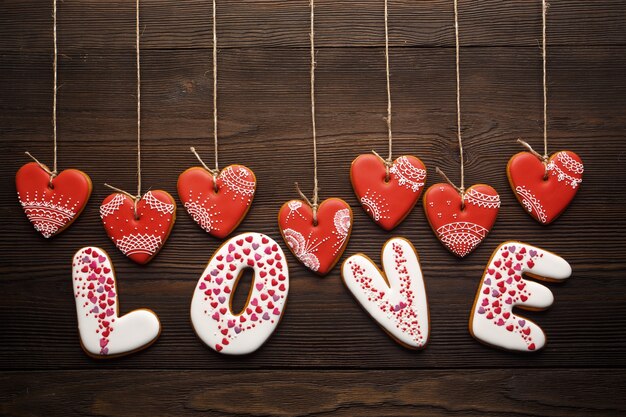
(273, 308, 280, 315)
(256, 283, 264, 290)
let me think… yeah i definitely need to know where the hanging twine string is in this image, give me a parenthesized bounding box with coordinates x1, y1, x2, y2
(380, 0, 393, 179)
(437, 0, 465, 202)
(517, 0, 550, 175)
(25, 0, 59, 186)
(295, 0, 320, 224)
(104, 0, 143, 218)
(189, 0, 220, 190)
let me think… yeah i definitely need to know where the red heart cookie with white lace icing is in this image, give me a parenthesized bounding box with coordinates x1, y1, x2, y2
(424, 183, 500, 257)
(100, 190, 176, 264)
(278, 198, 352, 276)
(350, 154, 426, 230)
(16, 162, 92, 238)
(507, 151, 583, 225)
(178, 165, 256, 239)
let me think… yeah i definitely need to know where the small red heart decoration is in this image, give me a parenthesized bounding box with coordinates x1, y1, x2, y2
(178, 165, 256, 238)
(423, 183, 500, 257)
(100, 190, 176, 264)
(507, 151, 583, 224)
(350, 154, 426, 230)
(278, 198, 352, 276)
(16, 162, 92, 238)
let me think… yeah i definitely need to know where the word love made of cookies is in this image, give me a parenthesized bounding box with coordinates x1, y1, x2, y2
(71, 234, 571, 358)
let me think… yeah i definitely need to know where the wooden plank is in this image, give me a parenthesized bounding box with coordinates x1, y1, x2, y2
(1, 370, 626, 416)
(1, 0, 626, 52)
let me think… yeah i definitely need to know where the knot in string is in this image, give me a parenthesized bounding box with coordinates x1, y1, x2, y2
(517, 138, 550, 178)
(295, 182, 319, 226)
(372, 149, 393, 181)
(190, 147, 220, 191)
(436, 167, 466, 208)
(25, 151, 58, 187)
(104, 183, 141, 219)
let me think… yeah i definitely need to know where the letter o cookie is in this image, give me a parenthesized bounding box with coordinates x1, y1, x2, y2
(190, 232, 289, 355)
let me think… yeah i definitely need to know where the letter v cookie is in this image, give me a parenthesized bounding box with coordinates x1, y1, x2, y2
(72, 247, 161, 358)
(469, 242, 571, 352)
(342, 238, 429, 349)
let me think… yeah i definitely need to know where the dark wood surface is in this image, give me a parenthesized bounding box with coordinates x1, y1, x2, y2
(1, 1, 625, 415)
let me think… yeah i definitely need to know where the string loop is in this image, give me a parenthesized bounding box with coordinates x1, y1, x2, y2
(104, 183, 141, 219)
(436, 167, 465, 208)
(190, 147, 220, 191)
(24, 151, 57, 186)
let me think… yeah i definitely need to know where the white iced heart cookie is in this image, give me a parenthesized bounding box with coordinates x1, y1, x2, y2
(469, 242, 571, 352)
(190, 232, 289, 355)
(72, 247, 161, 358)
(342, 237, 429, 349)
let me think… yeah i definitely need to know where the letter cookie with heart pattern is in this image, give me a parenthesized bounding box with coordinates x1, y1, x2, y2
(507, 150, 583, 224)
(178, 165, 256, 238)
(190, 232, 288, 355)
(342, 237, 429, 349)
(469, 242, 571, 352)
(350, 154, 426, 230)
(72, 247, 161, 358)
(16, 162, 92, 238)
(100, 191, 176, 264)
(278, 198, 352, 276)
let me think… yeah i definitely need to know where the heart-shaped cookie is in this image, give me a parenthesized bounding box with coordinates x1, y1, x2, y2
(350, 154, 426, 230)
(424, 183, 500, 257)
(507, 151, 583, 225)
(342, 237, 429, 349)
(178, 165, 256, 238)
(16, 162, 92, 238)
(72, 246, 161, 358)
(278, 198, 352, 276)
(100, 190, 176, 264)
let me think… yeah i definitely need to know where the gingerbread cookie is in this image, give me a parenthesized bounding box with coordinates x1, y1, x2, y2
(278, 198, 352, 276)
(16, 162, 92, 238)
(507, 151, 583, 224)
(72, 246, 161, 358)
(190, 232, 289, 355)
(469, 241, 571, 352)
(342, 237, 429, 349)
(177, 165, 256, 238)
(100, 190, 176, 264)
(350, 154, 426, 230)
(424, 183, 500, 257)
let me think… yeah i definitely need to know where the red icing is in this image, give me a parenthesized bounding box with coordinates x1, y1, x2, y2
(424, 183, 500, 257)
(177, 165, 256, 238)
(100, 190, 176, 264)
(350, 154, 426, 230)
(508, 151, 583, 224)
(16, 162, 92, 238)
(278, 198, 352, 276)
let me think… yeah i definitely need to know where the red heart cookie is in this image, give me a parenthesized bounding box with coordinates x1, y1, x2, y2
(350, 154, 426, 230)
(507, 151, 583, 225)
(16, 162, 92, 238)
(278, 198, 352, 276)
(424, 183, 500, 257)
(100, 190, 176, 264)
(177, 165, 256, 239)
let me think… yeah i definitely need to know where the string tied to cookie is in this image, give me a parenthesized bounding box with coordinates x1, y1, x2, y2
(24, 151, 58, 187)
(436, 167, 466, 208)
(297, 0, 320, 226)
(104, 183, 141, 219)
(190, 146, 220, 192)
(516, 0, 551, 179)
(372, 149, 393, 180)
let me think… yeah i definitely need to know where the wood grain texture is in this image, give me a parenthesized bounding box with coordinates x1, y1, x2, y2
(1, 0, 626, 415)
(1, 370, 626, 416)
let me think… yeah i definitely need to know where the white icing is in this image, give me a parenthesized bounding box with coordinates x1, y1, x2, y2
(342, 238, 429, 348)
(470, 242, 571, 352)
(72, 247, 160, 357)
(190, 232, 289, 355)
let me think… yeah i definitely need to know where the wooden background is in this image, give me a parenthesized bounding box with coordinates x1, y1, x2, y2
(1, 0, 626, 415)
